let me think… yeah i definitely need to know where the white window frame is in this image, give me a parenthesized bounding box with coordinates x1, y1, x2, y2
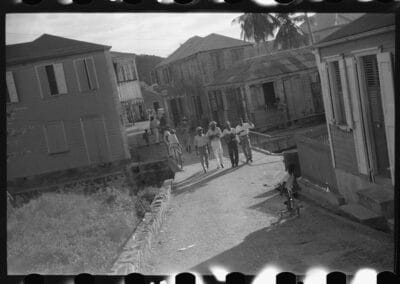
(6, 71, 19, 103)
(325, 54, 353, 131)
(73, 56, 99, 93)
(35, 62, 68, 98)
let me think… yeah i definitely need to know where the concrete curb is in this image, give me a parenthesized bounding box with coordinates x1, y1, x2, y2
(109, 178, 173, 274)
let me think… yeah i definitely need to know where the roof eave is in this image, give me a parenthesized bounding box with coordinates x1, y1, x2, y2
(7, 46, 110, 66)
(314, 25, 395, 49)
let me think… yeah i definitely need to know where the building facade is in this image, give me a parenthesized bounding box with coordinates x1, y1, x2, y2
(151, 33, 252, 127)
(311, 13, 395, 223)
(111, 52, 145, 125)
(206, 47, 324, 129)
(6, 34, 130, 180)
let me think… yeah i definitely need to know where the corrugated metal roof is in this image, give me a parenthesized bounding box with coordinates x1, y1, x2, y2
(156, 33, 252, 68)
(206, 47, 316, 87)
(7, 34, 110, 65)
(318, 13, 395, 44)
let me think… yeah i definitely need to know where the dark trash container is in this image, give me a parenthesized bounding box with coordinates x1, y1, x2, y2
(283, 149, 301, 178)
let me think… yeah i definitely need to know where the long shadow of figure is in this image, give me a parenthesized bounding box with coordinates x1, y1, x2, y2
(173, 165, 245, 196)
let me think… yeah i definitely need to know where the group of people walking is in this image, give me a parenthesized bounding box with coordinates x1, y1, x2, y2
(193, 118, 255, 173)
(146, 114, 255, 173)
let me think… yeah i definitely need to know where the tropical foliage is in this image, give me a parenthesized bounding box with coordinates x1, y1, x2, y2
(233, 13, 311, 50)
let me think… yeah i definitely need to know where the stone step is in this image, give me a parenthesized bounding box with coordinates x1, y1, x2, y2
(339, 204, 388, 232)
(356, 186, 394, 219)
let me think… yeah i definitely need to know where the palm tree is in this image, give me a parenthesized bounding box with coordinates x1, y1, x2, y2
(233, 13, 313, 50)
(232, 13, 281, 43)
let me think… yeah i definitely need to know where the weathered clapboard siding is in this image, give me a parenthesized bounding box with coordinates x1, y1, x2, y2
(7, 50, 130, 180)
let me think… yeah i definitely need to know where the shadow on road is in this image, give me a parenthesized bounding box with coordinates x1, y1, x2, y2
(189, 203, 393, 275)
(173, 165, 245, 196)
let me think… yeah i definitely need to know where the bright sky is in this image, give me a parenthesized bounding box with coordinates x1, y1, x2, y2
(6, 13, 248, 58)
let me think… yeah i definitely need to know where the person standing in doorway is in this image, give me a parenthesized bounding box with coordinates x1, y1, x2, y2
(194, 126, 210, 173)
(222, 121, 239, 168)
(236, 117, 255, 163)
(206, 121, 224, 169)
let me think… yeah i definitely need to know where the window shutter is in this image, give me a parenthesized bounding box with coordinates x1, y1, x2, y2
(37, 66, 51, 97)
(345, 57, 369, 175)
(54, 63, 68, 94)
(318, 62, 334, 123)
(75, 59, 90, 92)
(6, 71, 19, 103)
(377, 52, 395, 184)
(45, 121, 68, 154)
(338, 58, 353, 128)
(85, 58, 97, 90)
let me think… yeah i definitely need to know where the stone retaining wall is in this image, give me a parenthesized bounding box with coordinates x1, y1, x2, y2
(109, 179, 173, 274)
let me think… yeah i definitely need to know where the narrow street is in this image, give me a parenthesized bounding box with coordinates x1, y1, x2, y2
(142, 150, 394, 275)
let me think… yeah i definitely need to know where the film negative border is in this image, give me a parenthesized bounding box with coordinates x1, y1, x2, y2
(2, 1, 399, 284)
(1, 0, 399, 13)
(5, 271, 400, 284)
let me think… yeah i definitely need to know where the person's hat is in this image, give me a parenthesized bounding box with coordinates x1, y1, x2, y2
(196, 126, 203, 131)
(209, 121, 217, 126)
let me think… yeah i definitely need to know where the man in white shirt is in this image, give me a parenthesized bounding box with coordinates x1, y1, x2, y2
(206, 121, 224, 169)
(235, 117, 255, 163)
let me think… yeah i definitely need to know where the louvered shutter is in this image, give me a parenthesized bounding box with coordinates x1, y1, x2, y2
(54, 63, 68, 94)
(377, 52, 395, 184)
(6, 71, 19, 103)
(345, 57, 369, 175)
(338, 58, 353, 128)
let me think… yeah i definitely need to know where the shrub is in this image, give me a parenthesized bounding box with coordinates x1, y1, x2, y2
(7, 184, 155, 274)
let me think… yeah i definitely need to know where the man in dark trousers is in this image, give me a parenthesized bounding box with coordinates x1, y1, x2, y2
(222, 121, 239, 168)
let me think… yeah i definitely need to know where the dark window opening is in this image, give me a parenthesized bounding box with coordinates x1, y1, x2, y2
(45, 65, 58, 95)
(262, 82, 277, 108)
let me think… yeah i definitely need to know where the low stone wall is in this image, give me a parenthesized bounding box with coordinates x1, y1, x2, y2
(109, 179, 173, 274)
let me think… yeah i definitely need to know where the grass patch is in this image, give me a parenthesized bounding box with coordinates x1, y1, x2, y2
(7, 185, 159, 274)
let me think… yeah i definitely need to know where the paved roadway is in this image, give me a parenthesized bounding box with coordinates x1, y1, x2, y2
(141, 150, 394, 275)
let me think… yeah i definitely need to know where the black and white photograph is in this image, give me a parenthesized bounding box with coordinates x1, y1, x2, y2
(5, 6, 396, 278)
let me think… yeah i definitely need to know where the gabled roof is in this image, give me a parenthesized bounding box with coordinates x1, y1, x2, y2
(206, 47, 316, 87)
(318, 13, 395, 45)
(156, 33, 252, 68)
(6, 34, 111, 65)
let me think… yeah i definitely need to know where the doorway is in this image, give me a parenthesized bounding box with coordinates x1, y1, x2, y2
(359, 54, 390, 179)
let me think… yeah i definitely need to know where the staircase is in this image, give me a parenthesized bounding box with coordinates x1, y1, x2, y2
(339, 185, 394, 233)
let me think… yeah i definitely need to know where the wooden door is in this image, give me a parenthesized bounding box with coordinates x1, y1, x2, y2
(360, 54, 390, 178)
(81, 116, 110, 164)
